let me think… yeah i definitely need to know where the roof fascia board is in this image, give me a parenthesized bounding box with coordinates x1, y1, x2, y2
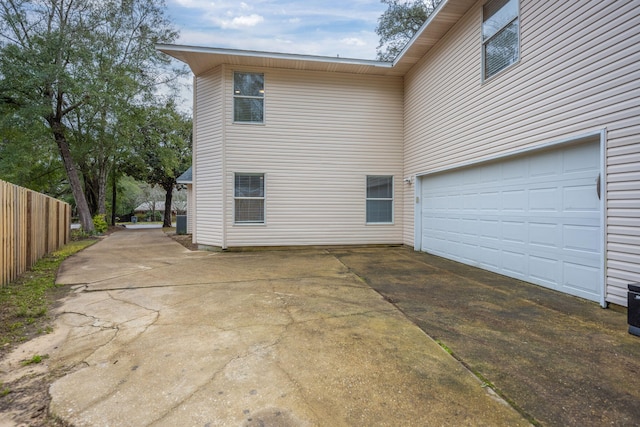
(156, 44, 394, 70)
(392, 0, 451, 67)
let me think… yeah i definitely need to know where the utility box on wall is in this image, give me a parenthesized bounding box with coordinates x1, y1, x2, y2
(628, 284, 640, 337)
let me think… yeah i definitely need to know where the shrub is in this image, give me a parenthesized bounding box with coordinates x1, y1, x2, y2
(92, 214, 108, 234)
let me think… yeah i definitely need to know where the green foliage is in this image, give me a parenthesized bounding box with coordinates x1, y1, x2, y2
(115, 175, 144, 216)
(71, 229, 94, 241)
(0, 0, 188, 227)
(376, 0, 443, 61)
(21, 354, 49, 366)
(125, 103, 192, 227)
(0, 240, 96, 350)
(92, 214, 108, 234)
(145, 211, 163, 222)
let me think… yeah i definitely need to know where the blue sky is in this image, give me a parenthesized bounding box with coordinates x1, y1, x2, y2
(165, 0, 388, 60)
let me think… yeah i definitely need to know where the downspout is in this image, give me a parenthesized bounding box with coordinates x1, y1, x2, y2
(192, 75, 198, 246)
(599, 128, 608, 308)
(221, 65, 228, 250)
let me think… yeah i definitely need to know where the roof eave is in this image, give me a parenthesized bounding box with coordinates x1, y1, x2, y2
(157, 0, 476, 77)
(391, 0, 477, 75)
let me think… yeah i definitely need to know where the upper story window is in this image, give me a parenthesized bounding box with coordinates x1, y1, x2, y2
(482, 0, 519, 80)
(234, 72, 264, 123)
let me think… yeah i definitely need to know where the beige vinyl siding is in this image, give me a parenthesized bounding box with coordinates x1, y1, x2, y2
(223, 66, 404, 247)
(403, 0, 640, 305)
(194, 66, 225, 247)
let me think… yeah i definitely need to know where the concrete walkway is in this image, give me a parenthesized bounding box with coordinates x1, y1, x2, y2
(46, 230, 528, 426)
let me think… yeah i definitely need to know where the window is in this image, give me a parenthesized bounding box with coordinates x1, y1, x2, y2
(234, 173, 265, 224)
(234, 72, 264, 123)
(366, 176, 393, 224)
(483, 0, 519, 80)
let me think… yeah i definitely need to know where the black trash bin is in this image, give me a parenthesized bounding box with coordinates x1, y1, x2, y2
(628, 283, 640, 337)
(176, 215, 187, 235)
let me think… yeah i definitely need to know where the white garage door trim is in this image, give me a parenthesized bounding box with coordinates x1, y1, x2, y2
(414, 131, 606, 307)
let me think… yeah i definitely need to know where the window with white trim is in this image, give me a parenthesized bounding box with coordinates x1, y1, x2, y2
(366, 175, 393, 224)
(234, 173, 265, 224)
(233, 72, 264, 123)
(483, 0, 519, 80)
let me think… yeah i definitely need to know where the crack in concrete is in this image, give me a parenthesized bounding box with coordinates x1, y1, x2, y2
(148, 330, 287, 426)
(78, 271, 365, 293)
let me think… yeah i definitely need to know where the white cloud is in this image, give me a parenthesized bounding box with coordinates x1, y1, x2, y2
(172, 0, 215, 8)
(340, 37, 366, 47)
(221, 13, 264, 29)
(167, 1, 386, 57)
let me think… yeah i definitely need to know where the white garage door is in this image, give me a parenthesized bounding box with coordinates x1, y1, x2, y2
(420, 141, 602, 302)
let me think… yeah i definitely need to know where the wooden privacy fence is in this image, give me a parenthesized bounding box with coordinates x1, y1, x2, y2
(0, 180, 71, 287)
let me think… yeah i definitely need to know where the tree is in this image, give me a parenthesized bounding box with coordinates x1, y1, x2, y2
(135, 182, 165, 222)
(376, 0, 443, 61)
(127, 102, 192, 227)
(0, 108, 68, 197)
(0, 0, 182, 232)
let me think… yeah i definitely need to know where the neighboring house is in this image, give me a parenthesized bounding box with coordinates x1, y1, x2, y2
(176, 167, 193, 233)
(134, 201, 172, 218)
(158, 0, 640, 308)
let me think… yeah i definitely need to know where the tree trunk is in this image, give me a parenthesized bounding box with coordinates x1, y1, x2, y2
(111, 172, 117, 226)
(50, 121, 94, 232)
(97, 162, 109, 215)
(162, 181, 174, 228)
(83, 174, 99, 215)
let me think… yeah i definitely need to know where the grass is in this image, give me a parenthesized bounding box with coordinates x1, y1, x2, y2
(21, 354, 49, 366)
(0, 239, 96, 353)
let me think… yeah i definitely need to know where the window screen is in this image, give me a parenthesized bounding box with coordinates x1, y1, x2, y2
(483, 0, 519, 80)
(234, 72, 264, 123)
(366, 176, 393, 223)
(234, 173, 265, 223)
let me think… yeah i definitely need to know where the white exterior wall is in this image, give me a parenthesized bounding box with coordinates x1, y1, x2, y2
(403, 0, 640, 306)
(221, 66, 404, 247)
(193, 66, 225, 247)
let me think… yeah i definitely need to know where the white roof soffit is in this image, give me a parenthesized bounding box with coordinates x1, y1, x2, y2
(391, 0, 477, 75)
(156, 44, 394, 76)
(157, 0, 476, 77)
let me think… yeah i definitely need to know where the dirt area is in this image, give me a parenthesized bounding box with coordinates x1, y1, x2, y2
(0, 282, 74, 426)
(167, 232, 199, 251)
(0, 227, 124, 427)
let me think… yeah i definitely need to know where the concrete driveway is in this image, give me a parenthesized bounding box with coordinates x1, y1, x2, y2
(45, 230, 528, 426)
(331, 249, 640, 426)
(21, 229, 640, 425)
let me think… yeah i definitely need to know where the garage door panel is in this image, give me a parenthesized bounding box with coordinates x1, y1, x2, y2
(420, 142, 602, 303)
(530, 151, 561, 177)
(503, 221, 526, 243)
(529, 187, 560, 211)
(529, 255, 561, 287)
(503, 189, 526, 211)
(529, 222, 559, 248)
(564, 262, 600, 295)
(564, 143, 600, 172)
(460, 218, 478, 236)
(502, 251, 527, 277)
(502, 159, 527, 180)
(564, 225, 600, 253)
(564, 185, 599, 211)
